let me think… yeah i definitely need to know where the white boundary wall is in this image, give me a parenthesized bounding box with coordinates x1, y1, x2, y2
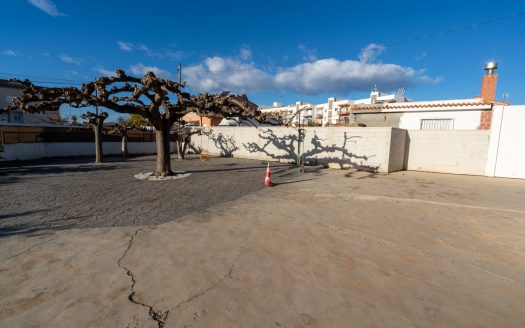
(485, 105, 525, 179)
(405, 130, 490, 175)
(194, 126, 406, 173)
(1, 142, 177, 161)
(3, 118, 524, 179)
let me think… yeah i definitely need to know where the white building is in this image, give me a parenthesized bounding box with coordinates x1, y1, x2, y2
(260, 101, 315, 126)
(0, 79, 62, 125)
(260, 92, 411, 127)
(341, 98, 494, 130)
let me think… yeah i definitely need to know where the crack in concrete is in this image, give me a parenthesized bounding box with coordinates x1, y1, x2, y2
(6, 236, 58, 261)
(173, 263, 234, 312)
(117, 228, 169, 328)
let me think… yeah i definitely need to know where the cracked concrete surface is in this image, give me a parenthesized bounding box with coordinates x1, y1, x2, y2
(117, 228, 169, 328)
(1, 165, 525, 327)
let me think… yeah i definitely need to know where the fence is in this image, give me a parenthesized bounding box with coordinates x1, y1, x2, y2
(0, 125, 159, 144)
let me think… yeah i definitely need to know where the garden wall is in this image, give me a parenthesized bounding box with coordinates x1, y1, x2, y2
(192, 126, 406, 173)
(404, 130, 490, 175)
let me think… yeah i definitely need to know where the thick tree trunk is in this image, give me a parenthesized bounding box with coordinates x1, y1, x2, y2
(93, 123, 103, 164)
(155, 123, 172, 176)
(121, 133, 128, 158)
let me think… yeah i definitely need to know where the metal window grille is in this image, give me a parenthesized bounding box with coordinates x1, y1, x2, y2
(420, 118, 454, 130)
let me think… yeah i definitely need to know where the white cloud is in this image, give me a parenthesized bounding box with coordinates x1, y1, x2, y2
(118, 41, 133, 52)
(274, 59, 418, 95)
(359, 43, 386, 63)
(298, 43, 317, 62)
(91, 44, 437, 96)
(1, 49, 19, 56)
(139, 44, 187, 60)
(239, 46, 252, 60)
(93, 66, 117, 77)
(415, 51, 428, 61)
(59, 54, 82, 65)
(418, 74, 442, 84)
(129, 63, 172, 79)
(138, 44, 157, 57)
(184, 57, 273, 93)
(184, 50, 438, 96)
(116, 41, 187, 60)
(28, 0, 66, 17)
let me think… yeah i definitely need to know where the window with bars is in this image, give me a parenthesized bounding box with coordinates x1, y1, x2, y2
(11, 113, 24, 123)
(420, 118, 454, 130)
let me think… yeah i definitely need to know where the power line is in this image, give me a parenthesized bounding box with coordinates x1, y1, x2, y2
(1, 9, 524, 82)
(0, 72, 86, 83)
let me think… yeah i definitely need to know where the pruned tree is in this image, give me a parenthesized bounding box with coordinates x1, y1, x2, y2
(172, 122, 212, 159)
(107, 118, 133, 159)
(81, 111, 109, 163)
(9, 70, 259, 176)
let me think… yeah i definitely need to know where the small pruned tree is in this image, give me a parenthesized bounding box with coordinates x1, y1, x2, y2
(172, 121, 212, 159)
(9, 70, 259, 176)
(108, 117, 133, 158)
(81, 111, 109, 163)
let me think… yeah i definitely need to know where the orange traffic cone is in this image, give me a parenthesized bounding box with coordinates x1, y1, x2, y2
(264, 163, 273, 186)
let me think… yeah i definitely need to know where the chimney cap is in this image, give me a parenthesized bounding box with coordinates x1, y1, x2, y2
(484, 61, 498, 73)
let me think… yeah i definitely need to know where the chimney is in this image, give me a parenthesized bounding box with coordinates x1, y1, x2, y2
(370, 84, 379, 104)
(478, 62, 498, 130)
(480, 61, 498, 101)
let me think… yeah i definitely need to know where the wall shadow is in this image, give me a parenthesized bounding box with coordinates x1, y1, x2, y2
(242, 128, 380, 172)
(210, 133, 239, 157)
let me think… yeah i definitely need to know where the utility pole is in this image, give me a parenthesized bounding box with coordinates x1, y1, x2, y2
(177, 63, 184, 157)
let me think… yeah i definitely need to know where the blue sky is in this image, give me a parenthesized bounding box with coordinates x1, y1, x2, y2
(1, 0, 524, 119)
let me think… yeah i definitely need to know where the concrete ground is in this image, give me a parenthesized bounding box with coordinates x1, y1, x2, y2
(1, 157, 525, 327)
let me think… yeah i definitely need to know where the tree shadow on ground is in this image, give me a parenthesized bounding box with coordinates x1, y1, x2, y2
(0, 162, 120, 180)
(0, 220, 78, 238)
(0, 209, 51, 221)
(183, 163, 292, 174)
(271, 177, 318, 186)
(0, 208, 95, 238)
(243, 128, 380, 172)
(344, 171, 382, 179)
